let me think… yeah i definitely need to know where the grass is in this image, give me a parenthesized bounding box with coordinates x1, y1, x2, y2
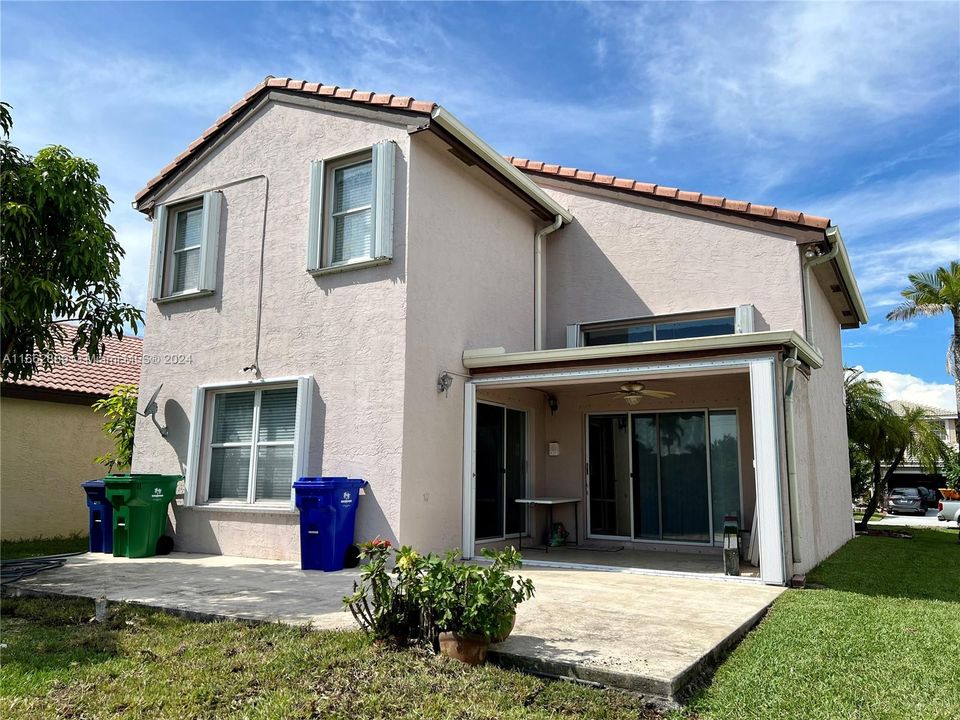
(0, 597, 660, 719)
(2, 530, 958, 718)
(678, 526, 960, 720)
(0, 534, 87, 560)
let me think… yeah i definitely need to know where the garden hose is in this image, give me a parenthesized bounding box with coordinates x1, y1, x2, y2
(0, 552, 86, 586)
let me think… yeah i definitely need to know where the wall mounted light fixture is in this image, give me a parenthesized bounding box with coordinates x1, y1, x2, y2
(437, 372, 454, 396)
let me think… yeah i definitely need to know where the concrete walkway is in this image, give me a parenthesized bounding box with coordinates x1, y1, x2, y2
(7, 552, 784, 700)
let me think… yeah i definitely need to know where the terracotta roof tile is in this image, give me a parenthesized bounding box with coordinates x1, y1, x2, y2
(135, 76, 437, 205)
(135, 75, 830, 233)
(6, 332, 143, 398)
(505, 157, 831, 230)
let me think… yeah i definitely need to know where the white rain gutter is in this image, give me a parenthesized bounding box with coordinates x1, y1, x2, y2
(430, 107, 573, 224)
(803, 227, 868, 346)
(463, 330, 823, 370)
(782, 348, 803, 563)
(535, 215, 563, 350)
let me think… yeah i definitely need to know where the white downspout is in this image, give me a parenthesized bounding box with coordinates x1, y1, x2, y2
(535, 215, 563, 351)
(801, 226, 840, 349)
(783, 349, 803, 563)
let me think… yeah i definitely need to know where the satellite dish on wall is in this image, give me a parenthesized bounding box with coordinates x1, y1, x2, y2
(139, 384, 169, 437)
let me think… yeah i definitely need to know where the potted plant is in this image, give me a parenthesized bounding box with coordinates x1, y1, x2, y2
(343, 538, 426, 645)
(421, 547, 534, 665)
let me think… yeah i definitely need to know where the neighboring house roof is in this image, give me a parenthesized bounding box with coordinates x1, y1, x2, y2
(3, 333, 143, 403)
(890, 399, 957, 418)
(506, 156, 831, 231)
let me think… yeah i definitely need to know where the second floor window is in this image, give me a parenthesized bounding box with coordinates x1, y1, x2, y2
(329, 156, 374, 264)
(306, 140, 396, 273)
(581, 313, 736, 347)
(150, 191, 222, 302)
(171, 203, 203, 293)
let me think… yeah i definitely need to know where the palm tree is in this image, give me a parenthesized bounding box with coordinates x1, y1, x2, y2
(845, 369, 950, 529)
(887, 260, 960, 440)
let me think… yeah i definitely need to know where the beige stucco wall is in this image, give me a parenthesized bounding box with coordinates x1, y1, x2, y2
(132, 98, 413, 560)
(535, 182, 807, 349)
(791, 270, 854, 573)
(398, 134, 540, 552)
(1, 397, 113, 541)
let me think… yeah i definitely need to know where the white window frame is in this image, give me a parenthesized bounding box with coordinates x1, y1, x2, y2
(151, 190, 222, 302)
(306, 141, 396, 275)
(324, 152, 374, 268)
(184, 376, 313, 509)
(168, 201, 204, 295)
(567, 305, 755, 349)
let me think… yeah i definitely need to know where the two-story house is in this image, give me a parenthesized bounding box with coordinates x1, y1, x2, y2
(131, 76, 867, 586)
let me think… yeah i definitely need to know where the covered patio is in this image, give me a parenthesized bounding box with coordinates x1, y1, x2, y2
(461, 332, 823, 586)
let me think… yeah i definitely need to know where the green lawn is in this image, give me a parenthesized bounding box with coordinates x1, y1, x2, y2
(0, 534, 87, 560)
(0, 597, 659, 719)
(1, 530, 958, 719)
(678, 526, 960, 720)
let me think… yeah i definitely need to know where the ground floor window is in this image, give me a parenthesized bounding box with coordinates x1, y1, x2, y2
(205, 385, 300, 504)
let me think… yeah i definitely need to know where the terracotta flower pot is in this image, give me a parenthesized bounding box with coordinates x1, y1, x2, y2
(490, 611, 516, 644)
(438, 631, 490, 665)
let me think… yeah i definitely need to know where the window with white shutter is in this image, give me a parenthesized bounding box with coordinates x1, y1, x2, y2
(307, 141, 396, 272)
(151, 191, 222, 301)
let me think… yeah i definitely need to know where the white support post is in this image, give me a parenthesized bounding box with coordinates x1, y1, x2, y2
(462, 381, 477, 558)
(749, 357, 787, 585)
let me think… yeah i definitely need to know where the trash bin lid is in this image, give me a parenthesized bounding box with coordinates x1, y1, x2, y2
(81, 480, 106, 489)
(294, 476, 366, 488)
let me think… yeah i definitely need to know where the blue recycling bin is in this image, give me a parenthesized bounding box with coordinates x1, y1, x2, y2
(293, 477, 366, 571)
(80, 480, 113, 553)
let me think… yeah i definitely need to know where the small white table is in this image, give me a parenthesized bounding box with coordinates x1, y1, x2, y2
(514, 497, 581, 553)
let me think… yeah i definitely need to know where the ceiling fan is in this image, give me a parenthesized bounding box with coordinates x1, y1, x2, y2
(588, 382, 676, 406)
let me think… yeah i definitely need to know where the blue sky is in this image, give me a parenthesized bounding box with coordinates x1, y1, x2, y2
(3, 1, 958, 408)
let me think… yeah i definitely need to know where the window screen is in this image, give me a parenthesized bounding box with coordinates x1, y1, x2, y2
(331, 160, 373, 264)
(207, 387, 298, 503)
(172, 206, 203, 293)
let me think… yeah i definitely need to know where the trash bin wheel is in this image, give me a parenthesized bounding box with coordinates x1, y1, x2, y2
(343, 544, 360, 569)
(155, 535, 174, 556)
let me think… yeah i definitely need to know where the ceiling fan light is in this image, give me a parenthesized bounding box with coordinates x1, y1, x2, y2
(624, 394, 643, 406)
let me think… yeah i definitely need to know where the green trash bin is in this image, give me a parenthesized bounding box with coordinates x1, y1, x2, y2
(103, 474, 181, 558)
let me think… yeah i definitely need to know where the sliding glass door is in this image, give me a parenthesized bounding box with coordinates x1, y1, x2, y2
(588, 410, 741, 545)
(587, 415, 631, 536)
(658, 412, 710, 543)
(476, 403, 527, 540)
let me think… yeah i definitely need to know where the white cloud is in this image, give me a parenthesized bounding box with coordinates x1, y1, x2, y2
(811, 173, 960, 239)
(860, 368, 956, 412)
(587, 3, 959, 149)
(866, 321, 916, 336)
(844, 233, 960, 312)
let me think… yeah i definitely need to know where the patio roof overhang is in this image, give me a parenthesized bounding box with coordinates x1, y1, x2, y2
(462, 330, 822, 374)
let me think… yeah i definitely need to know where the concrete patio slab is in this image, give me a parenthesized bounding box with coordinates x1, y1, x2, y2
(6, 552, 360, 629)
(491, 567, 784, 699)
(6, 552, 784, 700)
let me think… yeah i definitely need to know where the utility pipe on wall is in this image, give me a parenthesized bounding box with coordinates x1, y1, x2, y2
(783, 349, 803, 563)
(534, 215, 563, 351)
